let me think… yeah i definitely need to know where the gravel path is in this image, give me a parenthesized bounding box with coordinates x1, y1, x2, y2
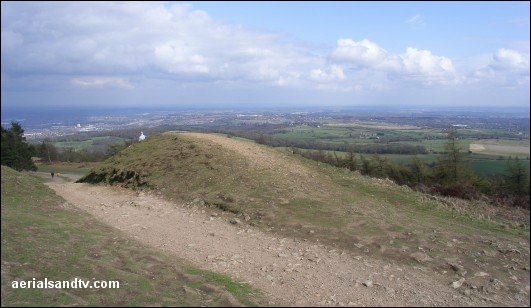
(46, 181, 491, 307)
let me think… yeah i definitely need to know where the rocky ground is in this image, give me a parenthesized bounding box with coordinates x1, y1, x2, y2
(46, 178, 530, 306)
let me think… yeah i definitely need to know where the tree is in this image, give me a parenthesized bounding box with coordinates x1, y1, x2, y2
(435, 129, 471, 184)
(410, 156, 430, 185)
(36, 140, 59, 163)
(505, 157, 530, 196)
(371, 154, 388, 177)
(346, 145, 358, 171)
(359, 154, 373, 175)
(1, 122, 37, 171)
(255, 134, 267, 145)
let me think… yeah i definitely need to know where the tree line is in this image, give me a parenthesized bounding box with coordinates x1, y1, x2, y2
(288, 129, 529, 209)
(1, 122, 136, 169)
(218, 128, 429, 155)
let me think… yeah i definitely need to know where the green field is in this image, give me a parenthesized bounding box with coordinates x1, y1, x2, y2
(380, 153, 530, 176)
(274, 125, 444, 145)
(272, 124, 530, 176)
(1, 166, 263, 306)
(54, 136, 129, 151)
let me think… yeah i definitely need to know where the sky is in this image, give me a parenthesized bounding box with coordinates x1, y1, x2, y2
(1, 1, 530, 109)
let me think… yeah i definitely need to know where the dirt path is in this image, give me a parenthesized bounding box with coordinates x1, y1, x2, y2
(46, 180, 495, 307)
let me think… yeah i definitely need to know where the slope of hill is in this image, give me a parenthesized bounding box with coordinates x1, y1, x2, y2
(1, 165, 263, 306)
(78, 132, 530, 303)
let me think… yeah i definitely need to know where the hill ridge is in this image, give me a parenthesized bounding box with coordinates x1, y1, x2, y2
(77, 131, 530, 306)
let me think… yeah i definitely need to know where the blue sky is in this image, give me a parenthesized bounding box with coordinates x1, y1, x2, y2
(190, 1, 529, 56)
(1, 1, 529, 109)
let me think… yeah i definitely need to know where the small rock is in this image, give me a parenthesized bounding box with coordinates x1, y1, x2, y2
(474, 272, 489, 277)
(411, 252, 432, 263)
(448, 262, 467, 276)
(489, 278, 504, 290)
(452, 278, 466, 289)
(362, 280, 373, 287)
(354, 243, 364, 249)
(229, 218, 241, 225)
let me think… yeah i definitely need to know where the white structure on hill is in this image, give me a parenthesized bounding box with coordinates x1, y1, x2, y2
(139, 131, 146, 141)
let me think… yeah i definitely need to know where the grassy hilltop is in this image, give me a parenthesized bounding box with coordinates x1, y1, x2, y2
(1, 165, 262, 306)
(79, 132, 530, 290)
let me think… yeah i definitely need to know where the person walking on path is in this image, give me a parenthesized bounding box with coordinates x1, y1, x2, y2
(51, 170, 55, 179)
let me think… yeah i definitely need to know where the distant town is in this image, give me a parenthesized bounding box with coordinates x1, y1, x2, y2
(2, 107, 529, 141)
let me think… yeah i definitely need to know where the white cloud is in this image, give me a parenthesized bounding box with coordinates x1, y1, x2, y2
(0, 1, 528, 97)
(1, 2, 315, 86)
(491, 48, 529, 72)
(399, 47, 456, 84)
(406, 14, 426, 27)
(329, 39, 457, 85)
(471, 48, 530, 87)
(309, 65, 346, 82)
(331, 39, 388, 68)
(71, 76, 133, 89)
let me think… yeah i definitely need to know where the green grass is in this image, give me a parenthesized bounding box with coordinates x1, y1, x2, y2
(1, 165, 264, 306)
(273, 125, 529, 172)
(54, 136, 129, 151)
(37, 162, 95, 176)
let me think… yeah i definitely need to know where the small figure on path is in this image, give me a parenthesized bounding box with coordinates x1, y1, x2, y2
(51, 170, 55, 179)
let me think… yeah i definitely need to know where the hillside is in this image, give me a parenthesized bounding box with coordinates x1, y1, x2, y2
(1, 165, 263, 306)
(78, 132, 531, 304)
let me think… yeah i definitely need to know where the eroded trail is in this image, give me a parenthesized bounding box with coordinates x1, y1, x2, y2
(46, 181, 493, 307)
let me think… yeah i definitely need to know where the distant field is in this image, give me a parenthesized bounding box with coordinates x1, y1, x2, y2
(54, 136, 128, 151)
(281, 147, 530, 177)
(324, 122, 421, 130)
(270, 125, 530, 177)
(470, 139, 530, 157)
(274, 125, 444, 144)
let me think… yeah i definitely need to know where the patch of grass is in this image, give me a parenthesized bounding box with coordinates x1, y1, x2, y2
(186, 268, 261, 307)
(54, 136, 128, 151)
(37, 162, 95, 176)
(1, 166, 264, 306)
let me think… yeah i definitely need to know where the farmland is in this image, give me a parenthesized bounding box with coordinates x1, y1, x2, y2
(269, 122, 529, 177)
(53, 136, 129, 152)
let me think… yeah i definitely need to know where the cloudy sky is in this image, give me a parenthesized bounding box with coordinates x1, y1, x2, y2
(1, 1, 529, 109)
